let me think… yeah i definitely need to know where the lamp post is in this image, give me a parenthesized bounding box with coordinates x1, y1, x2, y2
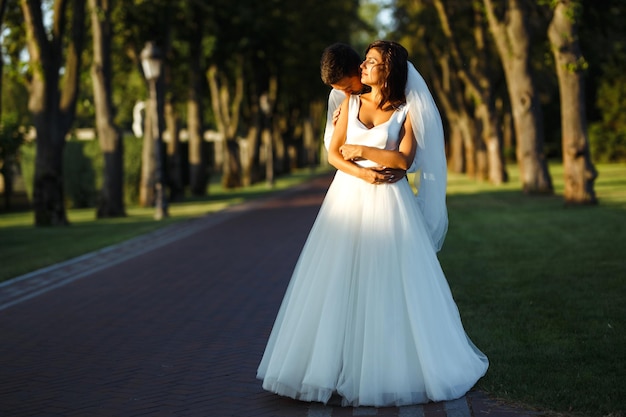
(141, 41, 168, 220)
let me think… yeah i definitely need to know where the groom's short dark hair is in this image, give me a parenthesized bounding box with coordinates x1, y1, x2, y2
(320, 43, 361, 86)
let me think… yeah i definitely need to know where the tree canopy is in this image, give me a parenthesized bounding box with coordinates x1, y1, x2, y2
(1, 0, 624, 217)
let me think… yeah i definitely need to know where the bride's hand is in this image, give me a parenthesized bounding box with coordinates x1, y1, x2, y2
(339, 144, 363, 161)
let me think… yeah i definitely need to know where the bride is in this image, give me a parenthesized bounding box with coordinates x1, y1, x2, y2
(257, 40, 488, 407)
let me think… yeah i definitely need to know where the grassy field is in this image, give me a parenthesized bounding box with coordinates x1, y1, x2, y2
(440, 163, 625, 417)
(1, 162, 624, 416)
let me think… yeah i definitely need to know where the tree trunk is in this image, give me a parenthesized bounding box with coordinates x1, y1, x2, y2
(222, 140, 242, 188)
(447, 123, 465, 174)
(0, 0, 5, 119)
(261, 76, 278, 186)
(483, 0, 553, 194)
(426, 50, 475, 177)
(187, 97, 206, 196)
(0, 0, 9, 209)
(21, 0, 86, 226)
(243, 123, 260, 187)
(187, 89, 207, 195)
(207, 61, 244, 188)
(472, 108, 489, 182)
(548, 0, 597, 204)
(273, 113, 289, 175)
(187, 16, 207, 196)
(306, 99, 325, 167)
(89, 0, 125, 218)
(477, 103, 508, 184)
(165, 100, 183, 201)
(140, 104, 155, 207)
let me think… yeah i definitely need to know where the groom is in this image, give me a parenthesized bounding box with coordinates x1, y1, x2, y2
(320, 43, 407, 183)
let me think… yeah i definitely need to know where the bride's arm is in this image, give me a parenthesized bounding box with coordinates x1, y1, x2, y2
(328, 100, 387, 184)
(339, 116, 416, 170)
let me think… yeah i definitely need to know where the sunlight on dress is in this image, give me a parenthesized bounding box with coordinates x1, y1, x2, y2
(257, 95, 488, 407)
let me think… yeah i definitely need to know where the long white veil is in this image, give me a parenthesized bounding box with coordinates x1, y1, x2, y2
(405, 62, 448, 252)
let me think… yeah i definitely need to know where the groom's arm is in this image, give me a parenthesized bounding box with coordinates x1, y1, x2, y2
(323, 89, 346, 151)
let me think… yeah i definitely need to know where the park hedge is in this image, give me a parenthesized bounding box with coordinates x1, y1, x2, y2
(20, 134, 143, 208)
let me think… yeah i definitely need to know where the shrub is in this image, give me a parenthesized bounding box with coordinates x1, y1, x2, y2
(589, 73, 626, 162)
(19, 133, 145, 208)
(123, 134, 143, 205)
(19, 142, 35, 201)
(64, 139, 97, 208)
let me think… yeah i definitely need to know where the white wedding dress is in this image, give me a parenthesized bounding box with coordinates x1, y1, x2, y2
(257, 95, 488, 407)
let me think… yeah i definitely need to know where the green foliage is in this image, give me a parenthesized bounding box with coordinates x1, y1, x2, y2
(1, 69, 30, 127)
(19, 134, 145, 208)
(19, 142, 35, 201)
(0, 114, 25, 162)
(588, 73, 626, 162)
(123, 134, 143, 205)
(63, 140, 97, 208)
(564, 56, 588, 73)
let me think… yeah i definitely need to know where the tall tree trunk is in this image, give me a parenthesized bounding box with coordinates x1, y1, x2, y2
(139, 65, 167, 209)
(207, 60, 244, 189)
(307, 99, 325, 167)
(243, 123, 259, 187)
(89, 0, 125, 218)
(140, 103, 155, 207)
(425, 48, 476, 177)
(261, 75, 278, 186)
(187, 63, 208, 196)
(548, 0, 597, 204)
(21, 0, 86, 226)
(165, 99, 183, 201)
(187, 9, 207, 196)
(483, 0, 553, 194)
(0, 0, 9, 208)
(0, 0, 6, 119)
(476, 102, 507, 184)
(274, 112, 290, 175)
(187, 86, 207, 194)
(447, 124, 465, 174)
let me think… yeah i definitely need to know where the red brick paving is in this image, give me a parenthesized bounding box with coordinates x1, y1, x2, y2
(0, 174, 543, 417)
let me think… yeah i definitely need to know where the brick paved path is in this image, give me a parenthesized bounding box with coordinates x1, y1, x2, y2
(0, 174, 541, 417)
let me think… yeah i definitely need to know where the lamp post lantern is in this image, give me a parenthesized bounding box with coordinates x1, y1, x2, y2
(141, 41, 168, 220)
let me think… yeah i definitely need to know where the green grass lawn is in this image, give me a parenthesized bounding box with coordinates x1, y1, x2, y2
(440, 163, 625, 417)
(1, 162, 624, 416)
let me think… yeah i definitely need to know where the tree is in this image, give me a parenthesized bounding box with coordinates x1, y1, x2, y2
(0, 0, 8, 118)
(483, 0, 553, 194)
(0, 115, 25, 209)
(21, 0, 86, 225)
(547, 0, 597, 204)
(433, 0, 508, 184)
(207, 57, 244, 188)
(117, 0, 172, 208)
(89, 0, 125, 217)
(184, 1, 209, 196)
(393, 0, 483, 178)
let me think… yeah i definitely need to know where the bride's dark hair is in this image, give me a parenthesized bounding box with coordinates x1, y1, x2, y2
(365, 40, 408, 111)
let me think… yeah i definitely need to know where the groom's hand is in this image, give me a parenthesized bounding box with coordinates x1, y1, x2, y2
(332, 108, 341, 126)
(372, 166, 406, 184)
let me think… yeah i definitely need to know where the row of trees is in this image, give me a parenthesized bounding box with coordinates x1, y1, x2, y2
(1, 0, 624, 226)
(0, 0, 364, 225)
(392, 0, 609, 202)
